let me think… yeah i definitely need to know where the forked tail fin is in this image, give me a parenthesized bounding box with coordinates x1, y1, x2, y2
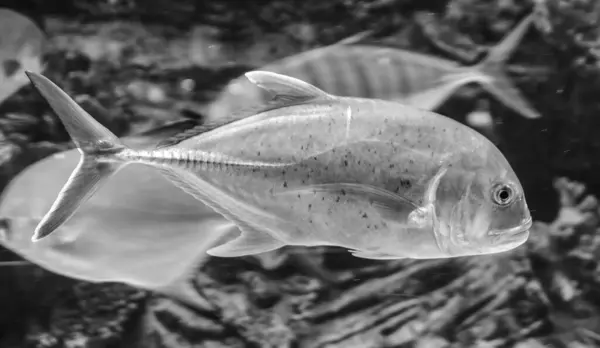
(473, 13, 540, 119)
(26, 72, 129, 242)
(437, 13, 540, 119)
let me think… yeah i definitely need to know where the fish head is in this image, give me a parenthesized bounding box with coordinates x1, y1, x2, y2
(441, 142, 531, 257)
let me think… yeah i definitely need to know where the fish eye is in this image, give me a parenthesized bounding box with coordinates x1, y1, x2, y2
(491, 183, 516, 206)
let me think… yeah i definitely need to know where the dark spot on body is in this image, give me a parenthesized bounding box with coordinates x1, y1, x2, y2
(257, 151, 261, 156)
(308, 204, 312, 211)
(283, 181, 288, 188)
(400, 179, 411, 189)
(362, 213, 368, 218)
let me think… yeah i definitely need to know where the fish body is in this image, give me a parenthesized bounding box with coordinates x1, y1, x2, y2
(0, 119, 238, 309)
(207, 13, 539, 122)
(26, 70, 532, 260)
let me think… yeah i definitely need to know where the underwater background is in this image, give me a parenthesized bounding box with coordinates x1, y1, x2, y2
(1, 0, 600, 347)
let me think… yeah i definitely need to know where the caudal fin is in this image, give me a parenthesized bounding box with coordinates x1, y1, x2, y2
(26, 72, 128, 242)
(437, 13, 540, 119)
(473, 13, 540, 119)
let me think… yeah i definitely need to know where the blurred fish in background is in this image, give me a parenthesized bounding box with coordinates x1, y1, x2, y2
(205, 12, 540, 123)
(0, 98, 238, 310)
(0, 8, 46, 107)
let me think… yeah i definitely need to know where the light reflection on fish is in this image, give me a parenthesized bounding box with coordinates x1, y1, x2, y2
(0, 118, 239, 309)
(207, 13, 539, 123)
(25, 70, 532, 261)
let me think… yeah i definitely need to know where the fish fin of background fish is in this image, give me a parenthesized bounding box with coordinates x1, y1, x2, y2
(350, 250, 404, 260)
(26, 71, 130, 241)
(178, 106, 207, 122)
(335, 30, 374, 45)
(284, 183, 420, 218)
(472, 12, 540, 119)
(245, 71, 333, 103)
(136, 119, 200, 142)
(401, 80, 470, 111)
(207, 227, 285, 257)
(151, 223, 239, 311)
(483, 13, 535, 70)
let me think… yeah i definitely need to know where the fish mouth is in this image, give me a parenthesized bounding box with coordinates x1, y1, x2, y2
(489, 217, 533, 237)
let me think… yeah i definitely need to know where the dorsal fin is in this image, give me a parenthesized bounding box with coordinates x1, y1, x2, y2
(245, 71, 332, 103)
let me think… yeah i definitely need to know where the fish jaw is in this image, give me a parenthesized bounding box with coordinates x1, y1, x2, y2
(488, 216, 532, 252)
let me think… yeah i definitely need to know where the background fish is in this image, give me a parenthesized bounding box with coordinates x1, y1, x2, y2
(206, 13, 539, 123)
(0, 116, 239, 310)
(27, 70, 532, 261)
(0, 8, 46, 106)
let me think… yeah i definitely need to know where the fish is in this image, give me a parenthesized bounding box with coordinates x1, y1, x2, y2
(25, 70, 532, 261)
(0, 116, 239, 309)
(206, 13, 539, 123)
(0, 8, 46, 105)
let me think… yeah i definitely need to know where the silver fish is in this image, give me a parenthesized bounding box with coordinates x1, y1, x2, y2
(207, 13, 539, 122)
(0, 119, 238, 309)
(26, 70, 532, 260)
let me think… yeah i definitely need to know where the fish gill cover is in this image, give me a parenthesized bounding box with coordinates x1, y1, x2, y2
(0, 0, 600, 347)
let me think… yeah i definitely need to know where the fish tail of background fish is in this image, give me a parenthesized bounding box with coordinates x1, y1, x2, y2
(26, 71, 131, 242)
(447, 13, 540, 119)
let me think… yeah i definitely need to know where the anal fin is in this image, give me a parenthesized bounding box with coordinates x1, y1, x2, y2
(156, 166, 286, 258)
(207, 224, 285, 257)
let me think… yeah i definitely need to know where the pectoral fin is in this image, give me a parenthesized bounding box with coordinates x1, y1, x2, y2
(279, 183, 420, 221)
